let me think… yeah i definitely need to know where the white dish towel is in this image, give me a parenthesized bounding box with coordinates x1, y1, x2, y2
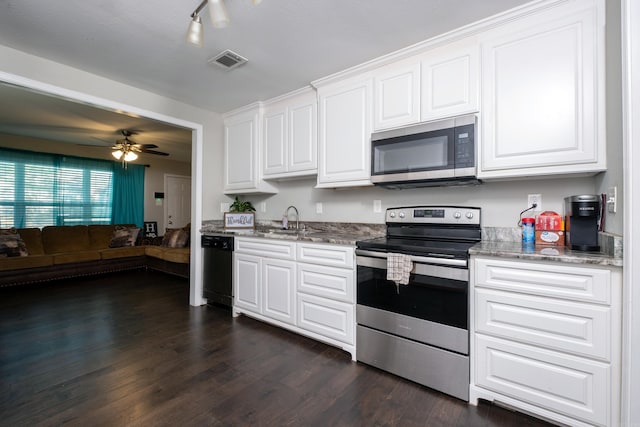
(387, 253, 413, 291)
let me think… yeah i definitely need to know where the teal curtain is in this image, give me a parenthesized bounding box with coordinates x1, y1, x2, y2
(0, 147, 113, 228)
(111, 164, 145, 226)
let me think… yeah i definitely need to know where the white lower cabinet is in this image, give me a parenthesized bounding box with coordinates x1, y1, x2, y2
(471, 256, 622, 427)
(233, 238, 356, 359)
(262, 258, 296, 325)
(234, 253, 261, 313)
(297, 293, 354, 345)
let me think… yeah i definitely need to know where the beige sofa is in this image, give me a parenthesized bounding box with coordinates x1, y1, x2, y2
(0, 224, 190, 287)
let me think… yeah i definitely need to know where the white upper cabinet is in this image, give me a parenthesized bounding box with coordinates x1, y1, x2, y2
(317, 75, 373, 188)
(223, 104, 278, 194)
(263, 88, 317, 179)
(373, 59, 421, 131)
(478, 0, 605, 179)
(421, 38, 479, 121)
(372, 39, 478, 132)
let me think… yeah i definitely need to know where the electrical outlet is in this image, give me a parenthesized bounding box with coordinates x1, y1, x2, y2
(260, 202, 267, 213)
(527, 194, 542, 211)
(607, 186, 617, 213)
(373, 200, 382, 213)
(316, 202, 323, 214)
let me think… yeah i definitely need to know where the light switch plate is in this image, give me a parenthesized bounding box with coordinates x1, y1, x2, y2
(373, 200, 382, 213)
(260, 202, 267, 213)
(221, 202, 230, 212)
(316, 202, 323, 214)
(607, 186, 617, 213)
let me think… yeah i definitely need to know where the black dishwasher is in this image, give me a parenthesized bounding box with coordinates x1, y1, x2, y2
(201, 234, 234, 308)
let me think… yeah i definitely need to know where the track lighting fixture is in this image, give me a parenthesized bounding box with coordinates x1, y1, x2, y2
(186, 14, 203, 47)
(186, 0, 263, 47)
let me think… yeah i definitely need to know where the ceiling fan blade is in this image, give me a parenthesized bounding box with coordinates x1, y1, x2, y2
(140, 149, 170, 156)
(133, 143, 158, 149)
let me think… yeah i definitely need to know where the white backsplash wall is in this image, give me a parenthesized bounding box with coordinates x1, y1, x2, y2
(225, 176, 597, 228)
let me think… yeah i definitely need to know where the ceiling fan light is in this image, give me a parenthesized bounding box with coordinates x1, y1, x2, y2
(209, 0, 230, 29)
(124, 151, 138, 162)
(186, 15, 204, 47)
(112, 150, 124, 160)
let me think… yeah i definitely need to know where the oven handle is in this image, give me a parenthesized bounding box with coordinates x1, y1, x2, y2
(355, 249, 467, 268)
(355, 251, 468, 282)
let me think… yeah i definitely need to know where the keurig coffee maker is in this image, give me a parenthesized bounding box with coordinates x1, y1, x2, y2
(564, 195, 601, 251)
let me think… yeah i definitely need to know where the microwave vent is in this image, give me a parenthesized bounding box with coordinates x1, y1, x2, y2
(208, 50, 248, 70)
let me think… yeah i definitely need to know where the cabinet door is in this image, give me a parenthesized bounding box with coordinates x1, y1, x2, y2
(421, 40, 479, 121)
(288, 97, 317, 173)
(476, 288, 612, 360)
(296, 243, 354, 269)
(475, 334, 610, 426)
(234, 253, 261, 313)
(263, 106, 288, 176)
(297, 293, 354, 344)
(235, 237, 295, 260)
(224, 109, 259, 191)
(373, 60, 421, 130)
(297, 263, 354, 303)
(317, 76, 373, 187)
(262, 258, 296, 325)
(479, 3, 605, 178)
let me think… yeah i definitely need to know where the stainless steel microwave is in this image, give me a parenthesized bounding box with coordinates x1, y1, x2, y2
(370, 114, 479, 188)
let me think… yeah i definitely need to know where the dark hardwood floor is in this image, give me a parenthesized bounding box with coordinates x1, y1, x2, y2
(0, 270, 555, 427)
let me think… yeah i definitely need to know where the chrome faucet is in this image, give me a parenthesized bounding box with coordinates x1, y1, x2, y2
(284, 205, 299, 230)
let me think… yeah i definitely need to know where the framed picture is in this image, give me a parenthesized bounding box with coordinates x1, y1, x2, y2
(224, 212, 255, 229)
(143, 221, 158, 237)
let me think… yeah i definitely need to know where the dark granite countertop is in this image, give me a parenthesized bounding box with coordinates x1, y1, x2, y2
(201, 221, 623, 267)
(200, 221, 384, 246)
(470, 241, 623, 268)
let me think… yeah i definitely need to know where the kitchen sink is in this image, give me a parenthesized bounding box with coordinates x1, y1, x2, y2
(265, 229, 300, 235)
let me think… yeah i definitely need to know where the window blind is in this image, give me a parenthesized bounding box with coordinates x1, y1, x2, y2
(0, 148, 114, 228)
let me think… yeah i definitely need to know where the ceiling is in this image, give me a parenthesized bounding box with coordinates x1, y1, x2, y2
(0, 0, 531, 162)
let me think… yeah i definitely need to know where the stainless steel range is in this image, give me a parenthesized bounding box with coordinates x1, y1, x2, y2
(355, 206, 481, 401)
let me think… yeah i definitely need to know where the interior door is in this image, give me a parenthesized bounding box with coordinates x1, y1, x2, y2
(165, 174, 191, 231)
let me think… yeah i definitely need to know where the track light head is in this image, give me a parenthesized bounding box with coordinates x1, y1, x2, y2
(208, 0, 230, 29)
(186, 14, 204, 47)
(186, 0, 264, 47)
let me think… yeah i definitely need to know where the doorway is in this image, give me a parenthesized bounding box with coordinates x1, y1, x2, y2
(165, 174, 192, 231)
(0, 70, 204, 307)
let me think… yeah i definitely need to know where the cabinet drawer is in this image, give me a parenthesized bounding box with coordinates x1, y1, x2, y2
(297, 293, 354, 344)
(475, 258, 611, 304)
(476, 288, 611, 361)
(235, 237, 295, 260)
(296, 243, 354, 268)
(475, 334, 609, 426)
(297, 263, 354, 303)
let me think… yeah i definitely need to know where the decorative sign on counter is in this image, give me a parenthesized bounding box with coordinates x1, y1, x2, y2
(224, 212, 255, 229)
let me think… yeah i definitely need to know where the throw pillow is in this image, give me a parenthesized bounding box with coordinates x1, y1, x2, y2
(108, 227, 141, 248)
(161, 228, 189, 248)
(0, 230, 29, 257)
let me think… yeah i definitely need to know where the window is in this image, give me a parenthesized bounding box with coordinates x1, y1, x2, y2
(0, 148, 113, 228)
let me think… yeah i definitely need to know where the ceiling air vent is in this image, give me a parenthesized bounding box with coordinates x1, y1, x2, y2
(208, 50, 248, 70)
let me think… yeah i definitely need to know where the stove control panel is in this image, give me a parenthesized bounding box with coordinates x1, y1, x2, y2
(386, 206, 480, 225)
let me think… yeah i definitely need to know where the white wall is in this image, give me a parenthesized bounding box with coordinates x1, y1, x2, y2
(241, 176, 597, 228)
(596, 0, 624, 235)
(0, 43, 222, 306)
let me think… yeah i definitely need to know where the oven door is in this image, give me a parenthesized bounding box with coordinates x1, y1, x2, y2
(355, 250, 469, 355)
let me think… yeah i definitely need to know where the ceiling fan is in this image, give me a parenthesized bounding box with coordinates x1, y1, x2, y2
(111, 130, 169, 163)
